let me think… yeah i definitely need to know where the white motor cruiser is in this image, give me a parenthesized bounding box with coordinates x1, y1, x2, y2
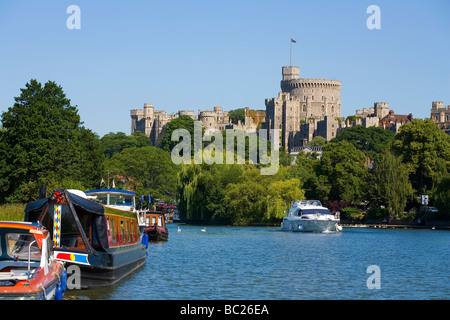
(281, 200, 342, 233)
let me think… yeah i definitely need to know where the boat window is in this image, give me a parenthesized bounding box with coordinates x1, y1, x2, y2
(300, 209, 332, 215)
(110, 218, 116, 245)
(125, 220, 130, 242)
(120, 220, 125, 243)
(152, 216, 156, 226)
(158, 215, 162, 227)
(110, 194, 134, 206)
(130, 221, 135, 242)
(6, 233, 41, 261)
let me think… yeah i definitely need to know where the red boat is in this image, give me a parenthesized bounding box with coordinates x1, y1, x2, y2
(0, 222, 66, 300)
(144, 211, 169, 241)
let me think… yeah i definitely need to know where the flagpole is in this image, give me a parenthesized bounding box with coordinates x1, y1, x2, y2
(290, 40, 292, 66)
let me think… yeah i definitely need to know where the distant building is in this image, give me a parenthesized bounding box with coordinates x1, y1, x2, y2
(379, 110, 413, 133)
(130, 104, 264, 145)
(431, 101, 450, 135)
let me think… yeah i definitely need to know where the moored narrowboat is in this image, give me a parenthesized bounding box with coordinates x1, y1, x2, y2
(0, 222, 66, 300)
(144, 211, 169, 242)
(24, 189, 147, 289)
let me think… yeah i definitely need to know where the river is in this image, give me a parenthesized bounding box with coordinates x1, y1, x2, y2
(68, 223, 449, 300)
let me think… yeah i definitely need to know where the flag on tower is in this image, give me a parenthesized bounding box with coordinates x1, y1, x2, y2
(291, 38, 296, 43)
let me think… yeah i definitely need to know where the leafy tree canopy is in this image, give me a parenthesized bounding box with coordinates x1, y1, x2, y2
(392, 118, 450, 193)
(332, 125, 394, 159)
(0, 79, 104, 202)
(101, 131, 151, 158)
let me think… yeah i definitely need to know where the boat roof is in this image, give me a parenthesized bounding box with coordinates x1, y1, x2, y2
(85, 189, 136, 196)
(0, 221, 41, 231)
(25, 189, 105, 216)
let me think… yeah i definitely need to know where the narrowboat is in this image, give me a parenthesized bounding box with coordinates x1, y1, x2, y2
(24, 189, 147, 289)
(144, 211, 169, 241)
(0, 222, 66, 300)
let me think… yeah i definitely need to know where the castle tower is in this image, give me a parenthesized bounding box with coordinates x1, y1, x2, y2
(265, 65, 343, 151)
(374, 102, 389, 119)
(282, 66, 300, 81)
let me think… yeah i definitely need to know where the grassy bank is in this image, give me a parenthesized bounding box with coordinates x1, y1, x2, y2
(0, 203, 26, 222)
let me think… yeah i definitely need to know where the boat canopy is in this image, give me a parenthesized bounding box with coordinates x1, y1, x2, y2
(24, 189, 109, 254)
(25, 191, 104, 216)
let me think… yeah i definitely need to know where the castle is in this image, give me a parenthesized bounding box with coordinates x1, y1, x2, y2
(131, 104, 264, 145)
(131, 64, 422, 151)
(264, 66, 413, 151)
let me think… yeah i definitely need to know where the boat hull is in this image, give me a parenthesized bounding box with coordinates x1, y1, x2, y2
(59, 244, 147, 289)
(144, 226, 169, 242)
(281, 218, 340, 233)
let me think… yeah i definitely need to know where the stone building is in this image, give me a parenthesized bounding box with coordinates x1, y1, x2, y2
(131, 104, 264, 145)
(431, 101, 450, 135)
(431, 101, 450, 123)
(265, 65, 342, 150)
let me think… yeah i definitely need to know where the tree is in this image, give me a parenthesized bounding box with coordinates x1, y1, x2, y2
(318, 140, 369, 203)
(101, 131, 151, 158)
(392, 118, 450, 194)
(158, 115, 197, 152)
(0, 79, 104, 202)
(106, 146, 178, 203)
(228, 108, 245, 124)
(289, 152, 329, 201)
(332, 125, 394, 159)
(370, 149, 413, 216)
(306, 136, 327, 147)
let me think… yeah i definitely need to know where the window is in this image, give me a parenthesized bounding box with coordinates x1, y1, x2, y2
(110, 218, 116, 245)
(7, 233, 40, 261)
(158, 215, 162, 227)
(120, 220, 125, 243)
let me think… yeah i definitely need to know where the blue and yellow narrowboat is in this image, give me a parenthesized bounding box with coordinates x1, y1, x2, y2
(24, 189, 147, 289)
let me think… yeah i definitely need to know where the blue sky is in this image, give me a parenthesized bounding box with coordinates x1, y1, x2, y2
(1, 0, 449, 137)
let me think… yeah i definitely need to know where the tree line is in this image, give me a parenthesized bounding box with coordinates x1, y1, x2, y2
(1, 80, 449, 224)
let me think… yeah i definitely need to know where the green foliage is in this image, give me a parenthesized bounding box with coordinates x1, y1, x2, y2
(332, 125, 394, 159)
(228, 108, 245, 124)
(432, 167, 450, 216)
(340, 207, 364, 221)
(318, 140, 369, 202)
(105, 146, 178, 203)
(370, 149, 413, 216)
(101, 131, 151, 158)
(0, 203, 26, 221)
(366, 207, 390, 220)
(0, 79, 104, 203)
(159, 115, 197, 152)
(289, 152, 329, 201)
(306, 136, 326, 147)
(176, 165, 305, 225)
(392, 118, 450, 194)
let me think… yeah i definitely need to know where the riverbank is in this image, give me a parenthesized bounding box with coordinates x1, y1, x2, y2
(341, 218, 450, 230)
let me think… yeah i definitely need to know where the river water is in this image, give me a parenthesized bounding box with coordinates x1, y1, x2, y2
(69, 224, 449, 300)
